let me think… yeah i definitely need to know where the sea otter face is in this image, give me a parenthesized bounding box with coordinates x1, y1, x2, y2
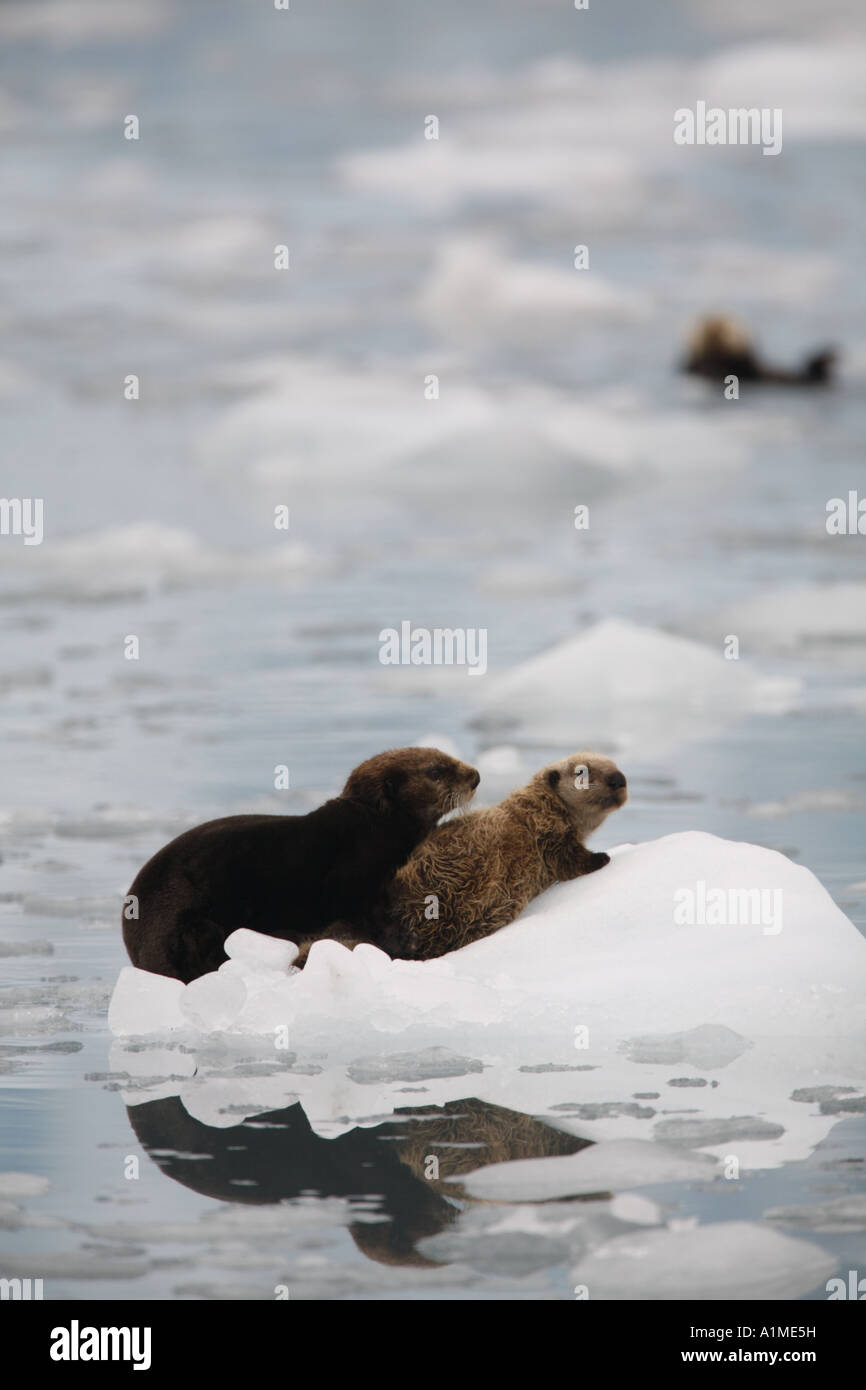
(343, 747, 480, 825)
(541, 751, 627, 838)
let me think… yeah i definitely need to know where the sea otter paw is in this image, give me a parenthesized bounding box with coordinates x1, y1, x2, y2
(587, 851, 610, 872)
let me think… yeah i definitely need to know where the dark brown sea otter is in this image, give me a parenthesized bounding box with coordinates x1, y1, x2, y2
(682, 314, 835, 387)
(122, 747, 479, 983)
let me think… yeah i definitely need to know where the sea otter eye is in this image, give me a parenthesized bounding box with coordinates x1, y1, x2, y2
(547, 769, 561, 788)
(426, 766, 445, 781)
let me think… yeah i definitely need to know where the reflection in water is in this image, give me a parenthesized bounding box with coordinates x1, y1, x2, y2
(127, 1096, 594, 1266)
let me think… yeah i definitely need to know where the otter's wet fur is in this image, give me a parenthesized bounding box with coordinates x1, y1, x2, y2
(379, 751, 627, 960)
(123, 747, 479, 983)
(682, 313, 835, 387)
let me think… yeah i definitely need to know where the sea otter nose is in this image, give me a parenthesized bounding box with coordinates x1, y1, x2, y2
(607, 771, 627, 790)
(469, 769, 480, 789)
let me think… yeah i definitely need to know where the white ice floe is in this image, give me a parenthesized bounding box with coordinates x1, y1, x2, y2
(697, 42, 866, 143)
(461, 1139, 718, 1203)
(418, 238, 651, 345)
(471, 618, 801, 757)
(198, 360, 766, 514)
(197, 358, 495, 488)
(340, 42, 866, 218)
(670, 242, 838, 308)
(572, 1221, 835, 1301)
(0, 0, 172, 44)
(709, 583, 866, 666)
(0, 523, 318, 602)
(0, 1173, 51, 1199)
(110, 831, 866, 1170)
(746, 789, 865, 818)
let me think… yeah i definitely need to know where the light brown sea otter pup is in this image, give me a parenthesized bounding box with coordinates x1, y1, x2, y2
(378, 751, 627, 961)
(682, 314, 835, 387)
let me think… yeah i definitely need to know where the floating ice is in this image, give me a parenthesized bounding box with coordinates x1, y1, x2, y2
(418, 238, 651, 346)
(180, 971, 249, 1034)
(460, 1139, 718, 1202)
(340, 43, 866, 226)
(0, 523, 318, 603)
(0, 1006, 71, 1037)
(224, 928, 298, 973)
(746, 788, 865, 818)
(346, 1046, 484, 1085)
(765, 1194, 866, 1233)
(110, 832, 866, 1047)
(471, 619, 801, 757)
(621, 1024, 750, 1069)
(0, 1172, 51, 1198)
(653, 1116, 785, 1147)
(0, 940, 53, 957)
(573, 1221, 836, 1301)
(109, 968, 186, 1037)
(609, 1193, 662, 1227)
(198, 360, 765, 520)
(0, 0, 171, 44)
(110, 831, 866, 1175)
(698, 42, 866, 142)
(709, 583, 866, 664)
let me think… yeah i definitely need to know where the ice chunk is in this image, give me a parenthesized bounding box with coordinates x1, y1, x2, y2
(180, 971, 248, 1033)
(573, 1221, 836, 1300)
(653, 1116, 785, 1147)
(0, 1006, 70, 1036)
(420, 1227, 571, 1276)
(471, 620, 800, 757)
(0, 523, 317, 604)
(223, 929, 298, 973)
(0, 1172, 51, 1198)
(708, 582, 866, 663)
(621, 1024, 750, 1069)
(461, 1139, 718, 1202)
(418, 237, 651, 348)
(347, 1047, 484, 1085)
(107, 831, 866, 1174)
(747, 788, 865, 818)
(765, 1194, 866, 1233)
(107, 966, 186, 1037)
(0, 939, 54, 957)
(609, 1194, 662, 1227)
(109, 831, 866, 1054)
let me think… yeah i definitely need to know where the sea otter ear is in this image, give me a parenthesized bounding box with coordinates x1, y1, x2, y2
(547, 769, 561, 788)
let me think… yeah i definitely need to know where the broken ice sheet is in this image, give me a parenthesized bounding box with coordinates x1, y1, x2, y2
(572, 1221, 835, 1301)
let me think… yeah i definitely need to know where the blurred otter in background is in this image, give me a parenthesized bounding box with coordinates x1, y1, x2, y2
(682, 314, 836, 387)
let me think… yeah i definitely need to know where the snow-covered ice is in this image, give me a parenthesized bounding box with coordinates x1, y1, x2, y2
(110, 831, 866, 1173)
(471, 620, 801, 756)
(572, 1221, 835, 1300)
(708, 583, 866, 666)
(461, 1139, 718, 1202)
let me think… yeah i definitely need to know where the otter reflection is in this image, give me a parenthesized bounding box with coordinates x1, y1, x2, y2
(126, 1095, 593, 1267)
